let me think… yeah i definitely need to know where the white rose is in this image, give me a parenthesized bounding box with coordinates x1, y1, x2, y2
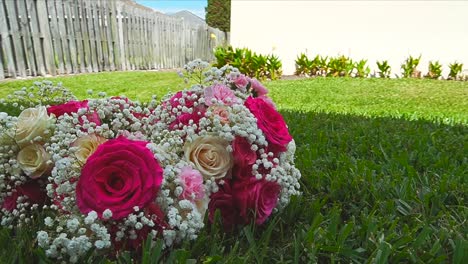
(17, 143, 51, 179)
(184, 136, 233, 180)
(14, 106, 54, 147)
(72, 134, 107, 164)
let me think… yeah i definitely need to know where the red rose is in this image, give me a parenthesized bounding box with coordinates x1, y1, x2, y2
(76, 136, 163, 220)
(232, 136, 256, 168)
(231, 136, 257, 180)
(1, 180, 47, 212)
(127, 203, 170, 250)
(208, 180, 240, 230)
(244, 96, 292, 154)
(169, 91, 195, 108)
(233, 178, 280, 225)
(169, 106, 206, 130)
(112, 202, 170, 251)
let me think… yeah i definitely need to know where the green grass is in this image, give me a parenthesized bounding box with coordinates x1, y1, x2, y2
(2, 74, 466, 124)
(268, 77, 468, 125)
(0, 71, 185, 100)
(0, 73, 467, 263)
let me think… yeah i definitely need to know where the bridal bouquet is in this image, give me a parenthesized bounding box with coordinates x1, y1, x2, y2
(0, 61, 301, 262)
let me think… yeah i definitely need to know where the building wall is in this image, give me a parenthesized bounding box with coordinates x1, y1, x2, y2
(230, 0, 468, 76)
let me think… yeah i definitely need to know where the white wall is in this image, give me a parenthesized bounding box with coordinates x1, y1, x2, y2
(230, 0, 468, 76)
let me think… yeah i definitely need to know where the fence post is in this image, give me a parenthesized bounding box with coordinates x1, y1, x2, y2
(5, 0, 27, 77)
(0, 0, 17, 78)
(36, 0, 57, 75)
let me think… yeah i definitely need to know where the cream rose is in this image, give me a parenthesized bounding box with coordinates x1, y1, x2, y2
(72, 134, 107, 164)
(15, 106, 54, 147)
(17, 143, 51, 179)
(184, 136, 233, 180)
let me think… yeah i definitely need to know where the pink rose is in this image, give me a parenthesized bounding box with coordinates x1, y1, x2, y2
(179, 166, 205, 201)
(245, 97, 292, 154)
(208, 180, 240, 230)
(204, 84, 238, 106)
(233, 178, 280, 225)
(233, 75, 249, 91)
(76, 136, 163, 220)
(1, 181, 47, 212)
(210, 106, 230, 125)
(249, 78, 268, 97)
(47, 100, 88, 117)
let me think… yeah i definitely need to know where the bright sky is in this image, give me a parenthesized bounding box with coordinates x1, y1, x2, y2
(135, 0, 207, 18)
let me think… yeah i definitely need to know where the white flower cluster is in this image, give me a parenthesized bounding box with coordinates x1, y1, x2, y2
(37, 211, 111, 263)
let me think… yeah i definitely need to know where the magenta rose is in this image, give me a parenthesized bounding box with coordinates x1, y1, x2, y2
(244, 96, 292, 153)
(169, 91, 195, 108)
(76, 136, 163, 220)
(233, 178, 280, 225)
(169, 106, 206, 130)
(47, 100, 88, 117)
(47, 100, 101, 126)
(208, 180, 241, 230)
(1, 181, 47, 212)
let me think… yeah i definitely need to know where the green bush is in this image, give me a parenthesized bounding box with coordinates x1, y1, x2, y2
(295, 53, 313, 76)
(425, 61, 443, 79)
(401, 55, 421, 78)
(327, 55, 354, 77)
(294, 54, 325, 77)
(376, 60, 391, 78)
(448, 62, 463, 80)
(295, 54, 367, 78)
(354, 59, 370, 78)
(213, 46, 282, 80)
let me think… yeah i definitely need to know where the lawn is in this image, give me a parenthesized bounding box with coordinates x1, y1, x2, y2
(0, 73, 467, 263)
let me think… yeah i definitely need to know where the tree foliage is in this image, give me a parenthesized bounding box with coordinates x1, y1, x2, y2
(205, 0, 231, 32)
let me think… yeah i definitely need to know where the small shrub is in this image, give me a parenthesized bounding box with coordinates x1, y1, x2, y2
(376, 60, 391, 78)
(425, 61, 443, 79)
(267, 54, 282, 80)
(317, 56, 329, 76)
(354, 59, 370, 78)
(295, 53, 312, 76)
(294, 54, 324, 77)
(401, 55, 421, 78)
(213, 46, 282, 80)
(327, 55, 353, 77)
(448, 62, 463, 80)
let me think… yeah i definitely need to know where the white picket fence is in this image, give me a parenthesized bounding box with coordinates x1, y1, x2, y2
(0, 0, 226, 80)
